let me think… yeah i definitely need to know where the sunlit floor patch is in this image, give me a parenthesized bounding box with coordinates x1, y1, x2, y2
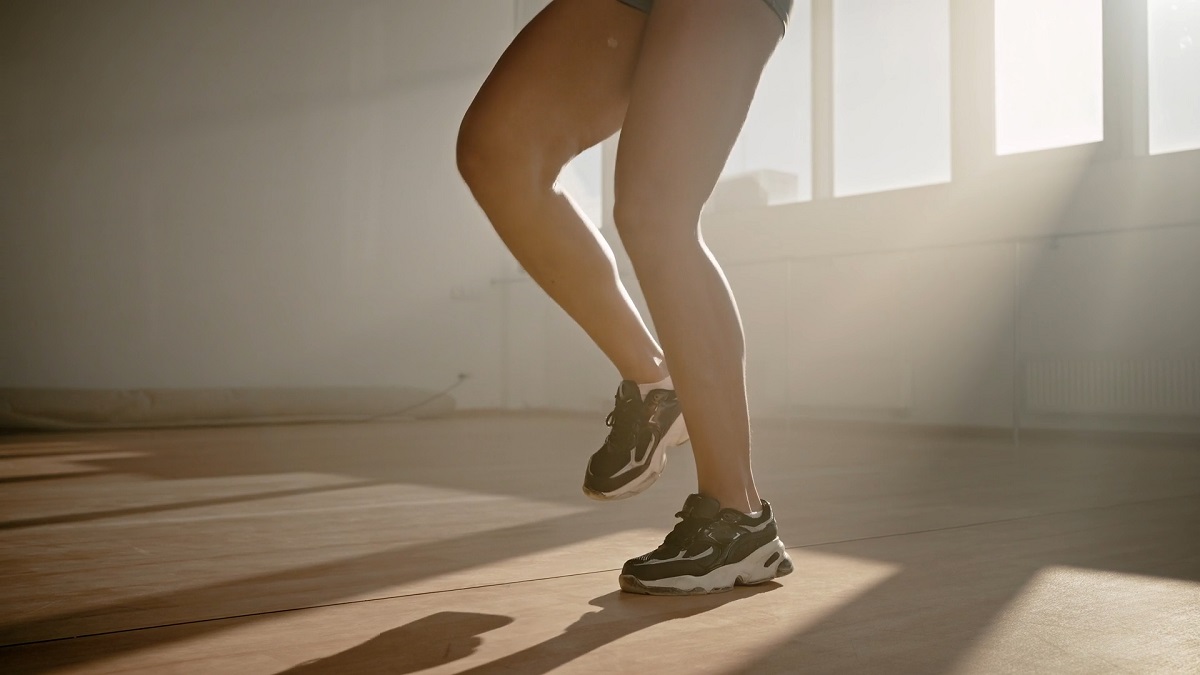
(953, 565, 1200, 673)
(0, 451, 143, 481)
(7, 551, 900, 675)
(0, 483, 590, 645)
(2, 415, 1198, 673)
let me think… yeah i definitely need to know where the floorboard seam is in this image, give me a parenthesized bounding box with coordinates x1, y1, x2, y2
(0, 570, 616, 651)
(793, 492, 1200, 550)
(3, 491, 1195, 650)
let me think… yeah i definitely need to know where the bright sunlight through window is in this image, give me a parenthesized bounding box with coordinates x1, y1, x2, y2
(1148, 0, 1200, 154)
(833, 0, 951, 197)
(716, 0, 813, 208)
(994, 0, 1104, 155)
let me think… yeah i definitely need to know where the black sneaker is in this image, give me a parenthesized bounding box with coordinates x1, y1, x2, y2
(619, 494, 793, 595)
(583, 380, 689, 501)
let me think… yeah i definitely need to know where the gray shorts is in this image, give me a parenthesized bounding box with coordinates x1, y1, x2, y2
(617, 0, 793, 33)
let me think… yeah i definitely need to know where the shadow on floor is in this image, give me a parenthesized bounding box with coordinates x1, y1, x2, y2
(280, 611, 514, 674)
(2, 418, 1198, 673)
(0, 507, 632, 663)
(280, 587, 779, 675)
(0, 481, 379, 532)
(457, 586, 781, 674)
(727, 496, 1200, 673)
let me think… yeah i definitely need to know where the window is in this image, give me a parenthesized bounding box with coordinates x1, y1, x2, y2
(994, 0, 1104, 155)
(833, 0, 951, 196)
(1148, 0, 1200, 155)
(713, 0, 813, 210)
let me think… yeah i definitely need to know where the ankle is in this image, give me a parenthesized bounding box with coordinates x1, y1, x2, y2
(622, 368, 668, 386)
(636, 375, 673, 399)
(699, 490, 760, 516)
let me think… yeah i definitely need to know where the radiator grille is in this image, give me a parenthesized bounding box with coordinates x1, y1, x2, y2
(1025, 358, 1200, 416)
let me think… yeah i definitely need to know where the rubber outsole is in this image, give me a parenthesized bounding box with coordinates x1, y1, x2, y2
(619, 540, 794, 596)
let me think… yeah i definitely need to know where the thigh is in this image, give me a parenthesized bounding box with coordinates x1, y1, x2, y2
(461, 0, 648, 168)
(613, 0, 784, 222)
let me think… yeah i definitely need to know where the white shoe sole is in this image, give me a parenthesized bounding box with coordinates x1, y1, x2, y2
(619, 537, 793, 596)
(583, 414, 689, 501)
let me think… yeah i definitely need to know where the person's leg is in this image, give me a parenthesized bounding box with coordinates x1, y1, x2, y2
(613, 0, 785, 515)
(611, 0, 793, 596)
(460, 0, 691, 502)
(456, 0, 664, 386)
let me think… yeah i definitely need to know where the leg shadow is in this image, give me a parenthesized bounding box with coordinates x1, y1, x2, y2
(461, 584, 782, 674)
(280, 612, 513, 674)
(0, 508, 632, 664)
(0, 480, 378, 532)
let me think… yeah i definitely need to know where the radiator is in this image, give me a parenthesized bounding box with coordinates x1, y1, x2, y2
(1024, 358, 1200, 416)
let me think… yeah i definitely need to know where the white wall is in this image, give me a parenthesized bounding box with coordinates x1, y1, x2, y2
(3, 0, 1198, 436)
(1, 0, 518, 408)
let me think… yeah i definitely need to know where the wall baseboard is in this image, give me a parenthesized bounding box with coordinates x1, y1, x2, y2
(756, 416, 1200, 447)
(443, 409, 1200, 447)
(0, 387, 455, 431)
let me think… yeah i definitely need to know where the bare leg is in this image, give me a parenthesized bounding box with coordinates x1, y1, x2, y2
(457, 0, 666, 385)
(614, 0, 784, 513)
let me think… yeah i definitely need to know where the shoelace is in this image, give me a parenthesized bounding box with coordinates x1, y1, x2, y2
(663, 508, 749, 550)
(604, 393, 642, 450)
(662, 508, 712, 549)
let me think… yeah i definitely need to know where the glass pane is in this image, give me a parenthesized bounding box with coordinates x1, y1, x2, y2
(833, 0, 951, 196)
(712, 0, 813, 211)
(1149, 0, 1200, 155)
(994, 0, 1104, 155)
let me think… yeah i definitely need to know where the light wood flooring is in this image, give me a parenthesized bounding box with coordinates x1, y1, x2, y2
(1, 414, 1198, 673)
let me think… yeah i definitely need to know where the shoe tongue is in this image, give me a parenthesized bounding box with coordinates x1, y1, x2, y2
(681, 493, 722, 520)
(617, 380, 641, 402)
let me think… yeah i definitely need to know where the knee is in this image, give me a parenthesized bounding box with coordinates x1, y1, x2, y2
(455, 108, 503, 190)
(612, 194, 703, 272)
(456, 107, 560, 197)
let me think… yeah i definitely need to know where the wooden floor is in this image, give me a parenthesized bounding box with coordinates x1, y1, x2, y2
(0, 413, 1197, 674)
